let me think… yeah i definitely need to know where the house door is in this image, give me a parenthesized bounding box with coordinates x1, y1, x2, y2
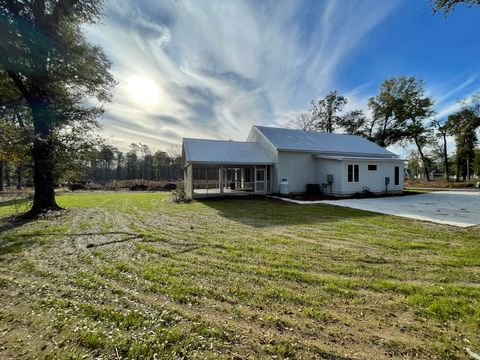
(255, 167, 266, 193)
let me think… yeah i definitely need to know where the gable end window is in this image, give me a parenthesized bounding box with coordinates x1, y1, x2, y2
(368, 164, 377, 171)
(347, 164, 359, 182)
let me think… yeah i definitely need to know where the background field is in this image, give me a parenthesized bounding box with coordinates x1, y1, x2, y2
(0, 192, 479, 359)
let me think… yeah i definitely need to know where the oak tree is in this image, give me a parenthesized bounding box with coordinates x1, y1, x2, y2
(0, 0, 115, 214)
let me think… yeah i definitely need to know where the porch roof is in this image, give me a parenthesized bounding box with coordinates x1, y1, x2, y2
(183, 138, 273, 165)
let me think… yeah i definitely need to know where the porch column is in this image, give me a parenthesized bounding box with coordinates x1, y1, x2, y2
(269, 165, 273, 193)
(264, 165, 267, 192)
(187, 164, 194, 199)
(254, 165, 257, 193)
(219, 166, 224, 195)
(191, 165, 194, 198)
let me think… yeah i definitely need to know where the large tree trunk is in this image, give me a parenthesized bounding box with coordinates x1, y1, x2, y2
(30, 136, 61, 213)
(28, 96, 61, 214)
(30, 134, 60, 212)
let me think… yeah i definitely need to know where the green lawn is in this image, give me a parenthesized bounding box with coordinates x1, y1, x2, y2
(0, 192, 479, 359)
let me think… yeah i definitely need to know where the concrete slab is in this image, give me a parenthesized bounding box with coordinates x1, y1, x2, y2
(271, 191, 480, 227)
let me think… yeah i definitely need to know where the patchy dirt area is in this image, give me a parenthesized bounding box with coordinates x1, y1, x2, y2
(1, 192, 479, 359)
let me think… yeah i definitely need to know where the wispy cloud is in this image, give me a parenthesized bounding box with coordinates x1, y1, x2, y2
(84, 0, 400, 152)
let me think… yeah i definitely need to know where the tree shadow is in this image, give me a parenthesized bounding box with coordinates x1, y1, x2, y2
(0, 228, 206, 259)
(199, 196, 378, 228)
(0, 215, 44, 257)
(0, 214, 37, 234)
(0, 197, 31, 208)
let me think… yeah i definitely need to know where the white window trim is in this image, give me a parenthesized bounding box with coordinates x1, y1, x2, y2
(347, 164, 359, 183)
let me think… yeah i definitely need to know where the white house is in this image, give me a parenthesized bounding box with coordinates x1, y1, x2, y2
(182, 125, 404, 199)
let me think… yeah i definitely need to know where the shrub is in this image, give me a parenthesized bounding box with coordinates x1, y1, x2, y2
(163, 183, 177, 191)
(130, 184, 148, 191)
(104, 180, 173, 191)
(69, 183, 86, 191)
(170, 180, 189, 202)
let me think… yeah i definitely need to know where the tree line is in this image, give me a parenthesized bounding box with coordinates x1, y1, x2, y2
(0, 135, 182, 190)
(84, 143, 182, 183)
(288, 77, 480, 181)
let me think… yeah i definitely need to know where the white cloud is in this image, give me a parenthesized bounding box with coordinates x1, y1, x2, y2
(84, 0, 400, 152)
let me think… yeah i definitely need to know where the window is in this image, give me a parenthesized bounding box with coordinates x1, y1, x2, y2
(348, 164, 359, 182)
(367, 164, 377, 171)
(394, 166, 400, 185)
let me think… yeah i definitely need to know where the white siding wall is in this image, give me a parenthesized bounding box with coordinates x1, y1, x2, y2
(341, 160, 404, 194)
(247, 128, 279, 192)
(277, 151, 316, 193)
(246, 127, 404, 195)
(314, 159, 344, 195)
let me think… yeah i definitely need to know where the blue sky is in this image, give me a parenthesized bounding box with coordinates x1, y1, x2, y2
(85, 0, 480, 154)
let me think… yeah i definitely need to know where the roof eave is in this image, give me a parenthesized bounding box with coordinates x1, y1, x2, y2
(188, 161, 274, 166)
(276, 148, 398, 157)
(313, 155, 406, 162)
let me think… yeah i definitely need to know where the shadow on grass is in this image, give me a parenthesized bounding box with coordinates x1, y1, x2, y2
(0, 214, 45, 257)
(199, 196, 378, 228)
(1, 228, 203, 258)
(0, 197, 31, 208)
(0, 229, 141, 256)
(0, 214, 37, 233)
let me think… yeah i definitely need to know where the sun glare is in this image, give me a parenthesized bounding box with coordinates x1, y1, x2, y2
(127, 75, 160, 106)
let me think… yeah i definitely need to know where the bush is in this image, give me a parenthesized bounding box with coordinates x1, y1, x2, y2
(170, 180, 189, 202)
(104, 180, 173, 191)
(163, 183, 177, 191)
(130, 184, 149, 191)
(69, 183, 86, 191)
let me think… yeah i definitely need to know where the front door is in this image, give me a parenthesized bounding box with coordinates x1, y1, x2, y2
(255, 168, 266, 193)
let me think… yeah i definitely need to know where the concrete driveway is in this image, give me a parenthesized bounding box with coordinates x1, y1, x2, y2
(274, 191, 480, 227)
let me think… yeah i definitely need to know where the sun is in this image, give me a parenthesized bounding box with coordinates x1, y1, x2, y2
(127, 75, 160, 106)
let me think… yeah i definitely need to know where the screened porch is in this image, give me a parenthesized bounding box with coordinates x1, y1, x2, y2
(185, 164, 272, 198)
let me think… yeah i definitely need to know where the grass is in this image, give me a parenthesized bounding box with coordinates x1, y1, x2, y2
(0, 191, 479, 359)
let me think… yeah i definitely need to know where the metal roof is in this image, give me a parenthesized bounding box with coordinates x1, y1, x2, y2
(254, 126, 397, 157)
(183, 138, 273, 165)
(313, 155, 405, 162)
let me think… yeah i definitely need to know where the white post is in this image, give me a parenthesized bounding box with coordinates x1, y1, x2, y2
(188, 165, 194, 199)
(264, 165, 267, 193)
(219, 166, 224, 195)
(269, 165, 273, 193)
(254, 165, 257, 193)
